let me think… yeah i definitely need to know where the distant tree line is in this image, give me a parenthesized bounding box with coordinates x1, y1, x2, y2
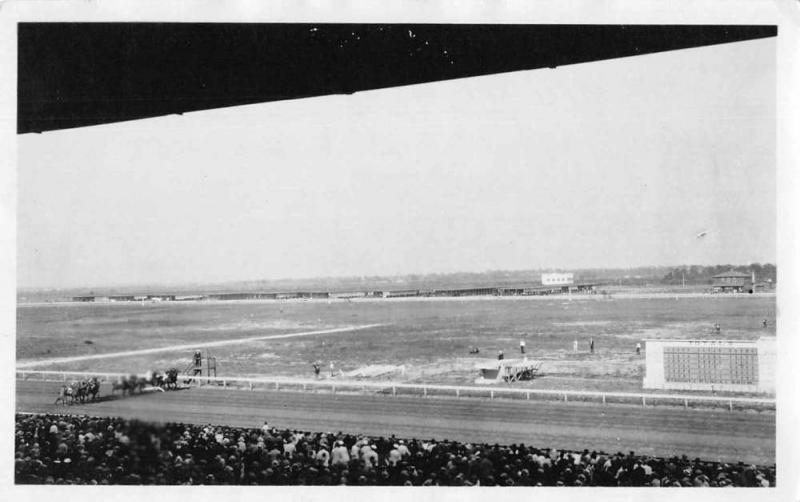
(660, 264, 776, 285)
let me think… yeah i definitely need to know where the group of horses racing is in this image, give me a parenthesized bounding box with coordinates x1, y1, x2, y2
(54, 377, 101, 405)
(112, 368, 182, 396)
(54, 368, 181, 405)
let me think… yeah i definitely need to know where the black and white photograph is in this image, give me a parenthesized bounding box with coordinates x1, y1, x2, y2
(2, 1, 798, 500)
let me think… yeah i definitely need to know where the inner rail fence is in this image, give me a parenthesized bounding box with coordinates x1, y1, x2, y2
(17, 369, 776, 412)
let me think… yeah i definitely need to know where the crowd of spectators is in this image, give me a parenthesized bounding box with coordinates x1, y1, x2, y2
(15, 413, 775, 486)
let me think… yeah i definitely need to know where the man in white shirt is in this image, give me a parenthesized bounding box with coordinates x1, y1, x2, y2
(397, 440, 410, 458)
(283, 438, 296, 458)
(351, 438, 364, 459)
(387, 444, 402, 466)
(331, 441, 350, 466)
(360, 442, 374, 460)
(362, 444, 379, 468)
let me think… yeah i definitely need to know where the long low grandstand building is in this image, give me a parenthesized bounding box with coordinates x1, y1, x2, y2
(68, 280, 598, 304)
(329, 291, 367, 299)
(429, 287, 499, 297)
(207, 292, 279, 300)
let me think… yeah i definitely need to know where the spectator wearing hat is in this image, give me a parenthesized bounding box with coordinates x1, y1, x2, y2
(362, 444, 379, 468)
(331, 441, 350, 466)
(315, 447, 330, 468)
(388, 444, 402, 466)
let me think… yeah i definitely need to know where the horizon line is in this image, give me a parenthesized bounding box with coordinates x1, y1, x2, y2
(16, 262, 776, 293)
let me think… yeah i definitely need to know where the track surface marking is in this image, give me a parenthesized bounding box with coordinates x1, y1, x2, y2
(16, 380, 775, 465)
(17, 324, 384, 368)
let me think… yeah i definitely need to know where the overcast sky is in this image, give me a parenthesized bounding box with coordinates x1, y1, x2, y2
(17, 37, 775, 289)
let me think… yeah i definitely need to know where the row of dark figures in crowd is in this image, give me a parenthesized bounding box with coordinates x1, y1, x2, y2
(14, 413, 776, 486)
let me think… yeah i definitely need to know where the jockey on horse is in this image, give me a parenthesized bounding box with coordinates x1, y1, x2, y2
(85, 376, 100, 401)
(54, 384, 74, 405)
(111, 374, 140, 396)
(133, 374, 147, 394)
(74, 380, 89, 403)
(111, 376, 127, 396)
(145, 369, 166, 391)
(110, 368, 180, 398)
(163, 368, 179, 390)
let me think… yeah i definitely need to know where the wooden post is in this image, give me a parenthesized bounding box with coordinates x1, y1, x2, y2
(564, 393, 568, 402)
(602, 394, 606, 405)
(684, 398, 688, 409)
(490, 390, 494, 400)
(392, 386, 396, 397)
(526, 392, 530, 400)
(249, 381, 253, 390)
(728, 400, 733, 412)
(642, 396, 646, 406)
(423, 386, 427, 397)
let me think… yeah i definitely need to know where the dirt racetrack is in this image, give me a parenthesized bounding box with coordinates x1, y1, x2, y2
(16, 380, 775, 465)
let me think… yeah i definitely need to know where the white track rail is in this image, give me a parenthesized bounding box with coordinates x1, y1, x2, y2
(17, 369, 775, 411)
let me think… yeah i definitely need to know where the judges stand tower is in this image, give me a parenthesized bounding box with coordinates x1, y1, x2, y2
(184, 349, 218, 384)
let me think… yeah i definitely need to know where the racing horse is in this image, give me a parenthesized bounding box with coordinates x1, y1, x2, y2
(152, 370, 167, 389)
(110, 377, 126, 396)
(144, 370, 166, 392)
(55, 378, 99, 405)
(85, 376, 100, 401)
(72, 380, 89, 403)
(54, 383, 75, 406)
(111, 374, 141, 396)
(163, 368, 179, 390)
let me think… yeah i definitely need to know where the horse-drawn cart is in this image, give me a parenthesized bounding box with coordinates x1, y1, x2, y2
(475, 359, 543, 384)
